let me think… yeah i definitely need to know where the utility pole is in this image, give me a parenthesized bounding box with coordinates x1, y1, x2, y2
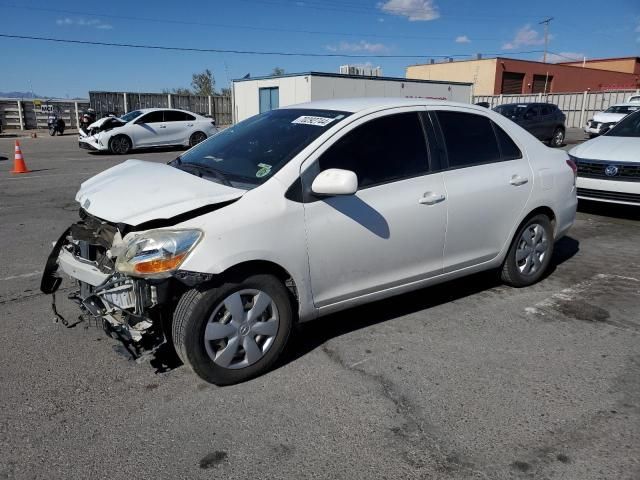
(539, 17, 553, 63)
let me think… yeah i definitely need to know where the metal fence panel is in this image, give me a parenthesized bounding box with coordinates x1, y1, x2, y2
(474, 89, 640, 128)
(0, 98, 90, 130)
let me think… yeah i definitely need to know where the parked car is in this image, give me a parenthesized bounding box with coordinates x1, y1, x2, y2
(493, 102, 566, 147)
(570, 109, 640, 206)
(42, 98, 577, 385)
(584, 103, 640, 138)
(627, 94, 640, 103)
(78, 108, 218, 154)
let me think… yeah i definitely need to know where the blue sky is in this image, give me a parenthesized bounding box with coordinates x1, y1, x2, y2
(1, 0, 639, 98)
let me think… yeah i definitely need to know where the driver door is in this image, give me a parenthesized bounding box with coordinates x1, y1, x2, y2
(301, 109, 447, 308)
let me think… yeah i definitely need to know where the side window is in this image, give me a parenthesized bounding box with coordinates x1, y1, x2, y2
(492, 122, 522, 161)
(436, 111, 501, 168)
(540, 105, 551, 116)
(164, 110, 187, 122)
(138, 111, 164, 123)
(184, 113, 196, 121)
(524, 105, 540, 119)
(317, 112, 429, 188)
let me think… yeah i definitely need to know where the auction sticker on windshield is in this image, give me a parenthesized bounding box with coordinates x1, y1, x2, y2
(292, 116, 337, 127)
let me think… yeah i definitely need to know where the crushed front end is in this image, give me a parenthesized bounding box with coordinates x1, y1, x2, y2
(40, 210, 202, 359)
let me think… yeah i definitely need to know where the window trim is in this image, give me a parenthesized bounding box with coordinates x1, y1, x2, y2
(314, 110, 431, 191)
(429, 109, 522, 171)
(291, 107, 439, 203)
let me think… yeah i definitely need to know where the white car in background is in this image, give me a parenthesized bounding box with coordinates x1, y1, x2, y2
(584, 103, 640, 138)
(571, 109, 640, 206)
(627, 94, 640, 103)
(43, 98, 576, 384)
(79, 108, 218, 154)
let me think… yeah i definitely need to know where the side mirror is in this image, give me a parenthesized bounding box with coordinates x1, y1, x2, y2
(311, 168, 358, 196)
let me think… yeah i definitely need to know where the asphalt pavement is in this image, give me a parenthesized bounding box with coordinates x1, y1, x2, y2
(0, 134, 639, 480)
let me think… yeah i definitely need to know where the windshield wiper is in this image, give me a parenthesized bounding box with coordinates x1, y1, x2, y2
(179, 162, 233, 187)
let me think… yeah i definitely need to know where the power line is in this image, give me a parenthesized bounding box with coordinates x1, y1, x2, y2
(0, 33, 547, 60)
(0, 3, 505, 41)
(0, 33, 470, 58)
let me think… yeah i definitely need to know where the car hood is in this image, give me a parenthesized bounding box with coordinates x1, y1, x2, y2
(87, 117, 117, 129)
(592, 112, 626, 123)
(570, 135, 640, 163)
(76, 159, 246, 225)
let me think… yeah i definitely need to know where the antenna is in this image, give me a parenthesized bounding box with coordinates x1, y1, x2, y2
(539, 17, 553, 63)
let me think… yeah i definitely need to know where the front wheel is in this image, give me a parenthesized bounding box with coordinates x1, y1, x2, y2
(109, 135, 131, 154)
(48, 126, 56, 136)
(549, 128, 565, 148)
(172, 274, 293, 385)
(501, 214, 554, 287)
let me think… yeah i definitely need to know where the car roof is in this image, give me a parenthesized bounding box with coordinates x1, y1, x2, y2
(135, 107, 198, 114)
(608, 102, 640, 107)
(282, 97, 488, 114)
(496, 102, 556, 107)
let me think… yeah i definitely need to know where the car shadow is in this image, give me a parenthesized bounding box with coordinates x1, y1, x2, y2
(88, 145, 187, 156)
(578, 200, 640, 221)
(276, 235, 580, 371)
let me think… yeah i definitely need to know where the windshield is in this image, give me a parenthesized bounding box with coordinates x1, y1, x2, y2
(494, 104, 528, 118)
(120, 110, 143, 122)
(176, 108, 350, 188)
(605, 110, 640, 137)
(604, 105, 640, 114)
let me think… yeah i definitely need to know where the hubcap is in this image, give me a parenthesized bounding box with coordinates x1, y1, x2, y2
(113, 137, 128, 153)
(203, 289, 279, 369)
(515, 223, 549, 276)
(554, 130, 564, 145)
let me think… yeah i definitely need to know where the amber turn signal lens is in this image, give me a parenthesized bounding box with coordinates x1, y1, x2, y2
(133, 252, 187, 275)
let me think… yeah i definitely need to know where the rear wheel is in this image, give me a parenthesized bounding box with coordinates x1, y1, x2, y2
(501, 214, 554, 287)
(549, 128, 565, 148)
(189, 131, 207, 147)
(172, 274, 293, 385)
(109, 135, 131, 154)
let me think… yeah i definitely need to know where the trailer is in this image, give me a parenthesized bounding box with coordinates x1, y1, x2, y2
(232, 72, 473, 123)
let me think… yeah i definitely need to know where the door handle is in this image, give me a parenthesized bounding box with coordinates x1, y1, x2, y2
(159, 125, 167, 129)
(510, 175, 529, 186)
(186, 123, 194, 127)
(419, 192, 446, 205)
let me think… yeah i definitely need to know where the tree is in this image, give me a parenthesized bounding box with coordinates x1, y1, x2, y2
(191, 69, 215, 96)
(272, 67, 285, 76)
(220, 87, 231, 96)
(162, 87, 192, 95)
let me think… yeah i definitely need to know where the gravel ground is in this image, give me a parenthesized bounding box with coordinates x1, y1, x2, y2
(0, 134, 638, 480)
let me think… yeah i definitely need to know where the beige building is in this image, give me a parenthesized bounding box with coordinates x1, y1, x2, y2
(406, 57, 640, 95)
(558, 56, 640, 75)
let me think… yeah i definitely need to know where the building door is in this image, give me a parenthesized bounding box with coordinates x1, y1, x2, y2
(259, 87, 279, 113)
(501, 72, 525, 94)
(532, 74, 553, 93)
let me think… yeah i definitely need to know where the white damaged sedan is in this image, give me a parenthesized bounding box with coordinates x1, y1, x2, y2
(79, 108, 218, 154)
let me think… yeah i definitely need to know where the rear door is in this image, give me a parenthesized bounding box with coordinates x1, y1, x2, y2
(521, 105, 543, 138)
(128, 110, 165, 146)
(539, 104, 555, 140)
(431, 109, 533, 271)
(163, 110, 193, 144)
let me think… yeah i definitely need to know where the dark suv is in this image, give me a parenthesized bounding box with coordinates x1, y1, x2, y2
(494, 103, 566, 147)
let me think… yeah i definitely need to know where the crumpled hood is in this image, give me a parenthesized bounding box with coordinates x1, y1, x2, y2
(592, 112, 626, 123)
(76, 159, 245, 225)
(570, 136, 640, 163)
(87, 117, 116, 129)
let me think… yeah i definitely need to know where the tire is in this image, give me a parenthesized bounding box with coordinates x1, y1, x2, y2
(501, 214, 554, 287)
(549, 127, 565, 148)
(48, 127, 56, 136)
(109, 135, 132, 154)
(189, 131, 207, 147)
(172, 274, 293, 385)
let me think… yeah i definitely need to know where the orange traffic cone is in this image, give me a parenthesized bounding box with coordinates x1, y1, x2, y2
(11, 140, 30, 174)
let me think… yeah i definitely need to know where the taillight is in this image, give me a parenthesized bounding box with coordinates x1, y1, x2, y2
(566, 158, 577, 185)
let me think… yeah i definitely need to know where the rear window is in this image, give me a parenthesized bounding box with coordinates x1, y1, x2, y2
(436, 111, 501, 168)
